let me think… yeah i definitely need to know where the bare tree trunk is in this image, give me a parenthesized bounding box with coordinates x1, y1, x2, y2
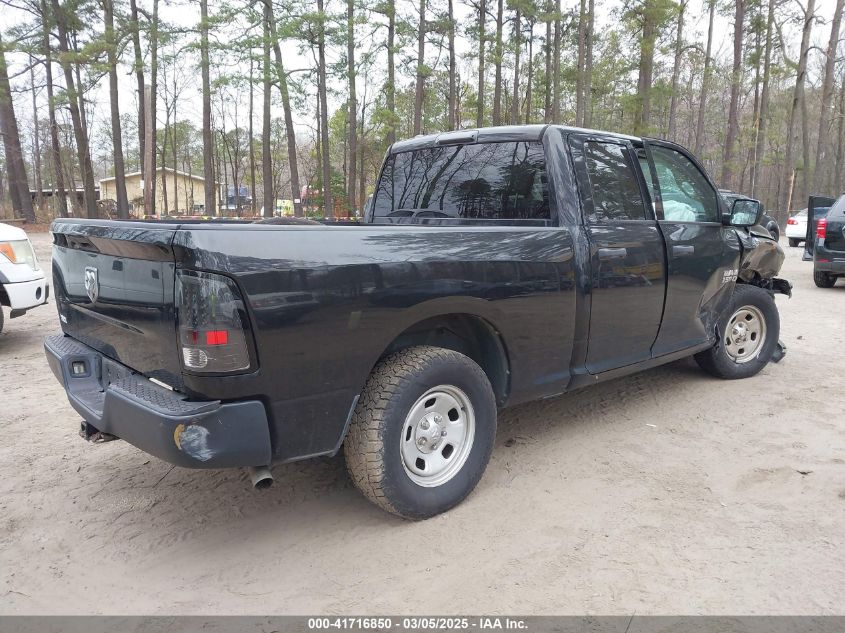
(552, 0, 560, 123)
(721, 0, 744, 190)
(544, 8, 551, 123)
(633, 1, 659, 136)
(347, 0, 358, 209)
(386, 4, 396, 144)
(29, 55, 44, 213)
(0, 37, 35, 222)
(50, 0, 98, 218)
(149, 0, 159, 213)
(129, 0, 145, 175)
(262, 0, 273, 218)
(104, 0, 129, 218)
(694, 0, 716, 156)
(835, 74, 845, 192)
(492, 0, 503, 125)
(171, 63, 178, 212)
(72, 35, 89, 151)
(43, 0, 68, 218)
(359, 74, 368, 210)
(159, 130, 168, 214)
(525, 20, 533, 123)
(510, 6, 521, 124)
(584, 0, 593, 127)
(413, 0, 427, 134)
(448, 0, 457, 129)
(750, 0, 775, 198)
(476, 0, 486, 127)
(742, 3, 760, 194)
(780, 0, 815, 215)
(266, 2, 303, 216)
(142, 84, 153, 214)
(317, 0, 333, 217)
(813, 0, 844, 192)
(800, 67, 811, 201)
(200, 0, 215, 215)
(575, 0, 586, 126)
(667, 0, 686, 140)
(248, 56, 256, 215)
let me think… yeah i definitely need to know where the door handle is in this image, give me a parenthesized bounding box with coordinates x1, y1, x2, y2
(673, 245, 695, 257)
(598, 247, 627, 260)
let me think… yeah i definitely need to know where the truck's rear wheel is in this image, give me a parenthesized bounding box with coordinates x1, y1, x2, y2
(814, 271, 837, 288)
(694, 284, 780, 380)
(344, 346, 496, 519)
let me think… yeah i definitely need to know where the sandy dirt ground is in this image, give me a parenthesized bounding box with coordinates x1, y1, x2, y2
(1, 230, 843, 615)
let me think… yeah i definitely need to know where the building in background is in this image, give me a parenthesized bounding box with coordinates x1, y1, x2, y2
(99, 168, 221, 216)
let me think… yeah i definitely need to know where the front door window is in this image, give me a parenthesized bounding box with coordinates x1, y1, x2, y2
(649, 145, 719, 223)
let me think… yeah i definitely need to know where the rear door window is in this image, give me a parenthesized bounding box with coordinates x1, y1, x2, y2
(582, 141, 647, 222)
(372, 141, 550, 223)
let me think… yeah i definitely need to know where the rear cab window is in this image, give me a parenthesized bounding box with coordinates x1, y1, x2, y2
(372, 141, 551, 225)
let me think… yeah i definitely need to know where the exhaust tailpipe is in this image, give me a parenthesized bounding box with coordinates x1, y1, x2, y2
(247, 466, 274, 489)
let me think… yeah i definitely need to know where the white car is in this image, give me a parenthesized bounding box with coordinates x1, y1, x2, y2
(0, 222, 49, 332)
(785, 209, 808, 246)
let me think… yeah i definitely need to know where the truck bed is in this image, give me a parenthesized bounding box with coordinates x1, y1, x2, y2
(50, 218, 579, 462)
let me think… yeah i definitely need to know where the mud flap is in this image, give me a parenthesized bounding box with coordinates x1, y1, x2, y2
(771, 340, 787, 363)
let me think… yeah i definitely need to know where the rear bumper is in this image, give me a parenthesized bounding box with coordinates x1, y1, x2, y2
(2, 277, 49, 311)
(44, 333, 272, 469)
(814, 242, 845, 274)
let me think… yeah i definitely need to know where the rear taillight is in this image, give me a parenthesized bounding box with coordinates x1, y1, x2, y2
(817, 218, 827, 240)
(787, 217, 797, 225)
(175, 270, 251, 373)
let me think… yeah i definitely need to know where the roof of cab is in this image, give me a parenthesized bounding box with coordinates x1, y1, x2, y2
(388, 124, 642, 154)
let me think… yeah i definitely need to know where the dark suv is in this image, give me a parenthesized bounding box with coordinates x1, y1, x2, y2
(720, 190, 780, 242)
(814, 194, 845, 288)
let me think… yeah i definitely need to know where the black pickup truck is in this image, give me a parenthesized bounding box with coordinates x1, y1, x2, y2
(45, 125, 790, 519)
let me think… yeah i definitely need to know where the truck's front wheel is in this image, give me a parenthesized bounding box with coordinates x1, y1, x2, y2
(694, 284, 780, 380)
(344, 346, 497, 519)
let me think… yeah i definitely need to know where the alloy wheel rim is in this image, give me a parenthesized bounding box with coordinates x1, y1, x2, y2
(724, 305, 766, 364)
(400, 385, 475, 488)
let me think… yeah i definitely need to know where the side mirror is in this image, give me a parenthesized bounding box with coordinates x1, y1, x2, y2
(726, 197, 762, 227)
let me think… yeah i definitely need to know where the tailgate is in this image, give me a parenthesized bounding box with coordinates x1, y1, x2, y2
(51, 220, 183, 389)
(822, 197, 845, 253)
(825, 218, 845, 252)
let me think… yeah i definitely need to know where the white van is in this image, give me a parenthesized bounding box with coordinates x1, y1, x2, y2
(0, 222, 49, 331)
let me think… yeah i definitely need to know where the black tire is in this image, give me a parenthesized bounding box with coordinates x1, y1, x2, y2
(814, 271, 837, 288)
(0, 307, 4, 333)
(694, 284, 780, 380)
(768, 225, 780, 242)
(344, 345, 497, 520)
(788, 238, 800, 247)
